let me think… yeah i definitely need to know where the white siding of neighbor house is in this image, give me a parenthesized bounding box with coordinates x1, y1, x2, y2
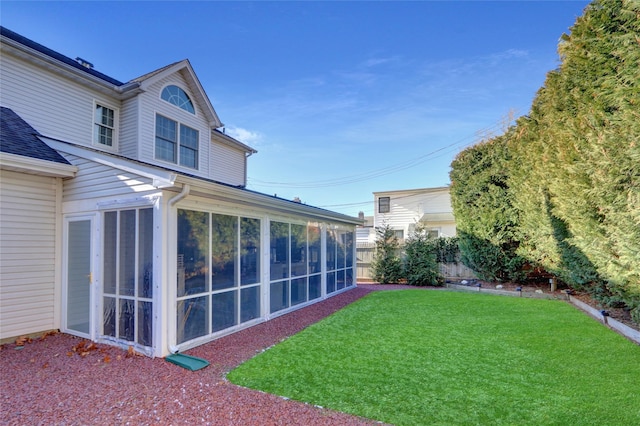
(374, 188, 456, 239)
(0, 170, 60, 340)
(137, 73, 213, 177)
(0, 53, 121, 150)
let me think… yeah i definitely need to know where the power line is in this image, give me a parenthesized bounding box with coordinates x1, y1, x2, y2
(247, 119, 506, 189)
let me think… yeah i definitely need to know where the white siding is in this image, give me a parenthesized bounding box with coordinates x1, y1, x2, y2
(60, 154, 158, 202)
(0, 53, 121, 151)
(0, 171, 59, 339)
(119, 96, 140, 159)
(374, 188, 456, 239)
(209, 140, 246, 186)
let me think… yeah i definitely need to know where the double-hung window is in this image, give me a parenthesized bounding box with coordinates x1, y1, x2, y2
(94, 103, 116, 147)
(378, 196, 390, 213)
(155, 114, 199, 169)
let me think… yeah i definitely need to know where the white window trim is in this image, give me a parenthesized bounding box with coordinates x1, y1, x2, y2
(159, 83, 197, 116)
(92, 100, 119, 151)
(154, 113, 200, 170)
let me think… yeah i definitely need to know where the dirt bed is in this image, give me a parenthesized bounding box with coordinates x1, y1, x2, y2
(3, 283, 636, 425)
(0, 287, 382, 426)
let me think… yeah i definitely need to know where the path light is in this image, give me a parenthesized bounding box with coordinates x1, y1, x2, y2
(476, 282, 482, 291)
(516, 286, 522, 297)
(564, 289, 574, 301)
(600, 310, 610, 325)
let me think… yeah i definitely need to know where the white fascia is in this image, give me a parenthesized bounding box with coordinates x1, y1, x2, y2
(0, 152, 78, 177)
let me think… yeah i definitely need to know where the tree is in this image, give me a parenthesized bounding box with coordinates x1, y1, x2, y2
(371, 223, 404, 284)
(404, 225, 441, 286)
(449, 131, 526, 282)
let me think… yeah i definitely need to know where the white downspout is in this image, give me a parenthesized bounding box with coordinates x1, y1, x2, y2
(169, 184, 190, 207)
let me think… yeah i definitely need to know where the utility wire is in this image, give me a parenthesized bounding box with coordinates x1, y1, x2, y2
(247, 119, 506, 189)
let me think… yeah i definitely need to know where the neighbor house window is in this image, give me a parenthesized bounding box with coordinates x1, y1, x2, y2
(378, 196, 390, 213)
(155, 114, 199, 169)
(161, 85, 195, 114)
(94, 103, 116, 147)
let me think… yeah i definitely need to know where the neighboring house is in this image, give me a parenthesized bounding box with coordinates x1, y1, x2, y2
(355, 211, 374, 243)
(0, 27, 359, 357)
(356, 187, 469, 282)
(373, 186, 456, 241)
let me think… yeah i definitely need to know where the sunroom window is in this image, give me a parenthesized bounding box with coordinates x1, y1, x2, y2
(177, 209, 261, 345)
(155, 114, 199, 169)
(161, 85, 195, 114)
(269, 221, 324, 314)
(94, 103, 116, 147)
(102, 208, 154, 348)
(325, 226, 354, 295)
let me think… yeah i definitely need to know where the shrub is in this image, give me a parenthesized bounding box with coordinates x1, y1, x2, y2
(404, 226, 441, 286)
(371, 223, 404, 284)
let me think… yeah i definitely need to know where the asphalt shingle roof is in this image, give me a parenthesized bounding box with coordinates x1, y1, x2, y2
(1, 26, 125, 87)
(0, 107, 71, 165)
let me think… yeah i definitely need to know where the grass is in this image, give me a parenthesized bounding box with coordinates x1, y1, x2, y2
(227, 290, 640, 425)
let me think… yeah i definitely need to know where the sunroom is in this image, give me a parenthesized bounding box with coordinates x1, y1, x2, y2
(88, 177, 358, 358)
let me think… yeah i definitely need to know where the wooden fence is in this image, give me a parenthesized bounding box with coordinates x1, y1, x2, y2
(356, 242, 476, 282)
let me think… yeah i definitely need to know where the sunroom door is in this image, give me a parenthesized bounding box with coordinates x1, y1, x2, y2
(65, 217, 93, 337)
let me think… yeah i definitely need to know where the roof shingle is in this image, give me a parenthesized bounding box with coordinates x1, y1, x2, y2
(0, 107, 71, 165)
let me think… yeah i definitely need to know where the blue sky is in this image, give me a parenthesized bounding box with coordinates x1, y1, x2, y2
(2, 1, 591, 216)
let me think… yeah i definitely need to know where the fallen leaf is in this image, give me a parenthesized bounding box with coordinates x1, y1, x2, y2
(40, 330, 58, 341)
(103, 355, 111, 363)
(67, 351, 73, 357)
(15, 336, 31, 346)
(42, 363, 49, 369)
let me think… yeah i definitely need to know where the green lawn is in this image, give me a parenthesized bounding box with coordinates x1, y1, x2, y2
(227, 290, 640, 425)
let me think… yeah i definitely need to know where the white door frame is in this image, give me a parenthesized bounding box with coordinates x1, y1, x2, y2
(62, 214, 98, 340)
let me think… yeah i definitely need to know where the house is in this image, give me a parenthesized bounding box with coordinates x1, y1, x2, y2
(355, 211, 374, 243)
(0, 27, 360, 357)
(354, 186, 457, 282)
(373, 186, 456, 241)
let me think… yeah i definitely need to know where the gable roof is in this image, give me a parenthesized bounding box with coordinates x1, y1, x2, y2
(0, 107, 71, 165)
(131, 59, 223, 128)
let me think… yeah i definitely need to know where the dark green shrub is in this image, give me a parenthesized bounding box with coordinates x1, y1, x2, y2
(434, 237, 459, 263)
(371, 223, 403, 284)
(631, 307, 640, 326)
(404, 226, 441, 286)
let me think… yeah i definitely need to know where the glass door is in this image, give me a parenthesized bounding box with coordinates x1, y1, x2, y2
(65, 218, 92, 336)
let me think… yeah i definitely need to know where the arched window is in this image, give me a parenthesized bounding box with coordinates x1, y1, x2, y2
(161, 85, 195, 114)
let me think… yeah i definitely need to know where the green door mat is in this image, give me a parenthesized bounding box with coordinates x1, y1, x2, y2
(165, 353, 210, 371)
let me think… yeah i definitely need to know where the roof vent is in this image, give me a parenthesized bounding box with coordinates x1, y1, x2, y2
(75, 57, 94, 69)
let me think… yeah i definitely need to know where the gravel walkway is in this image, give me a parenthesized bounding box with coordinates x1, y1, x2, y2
(1, 286, 394, 426)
